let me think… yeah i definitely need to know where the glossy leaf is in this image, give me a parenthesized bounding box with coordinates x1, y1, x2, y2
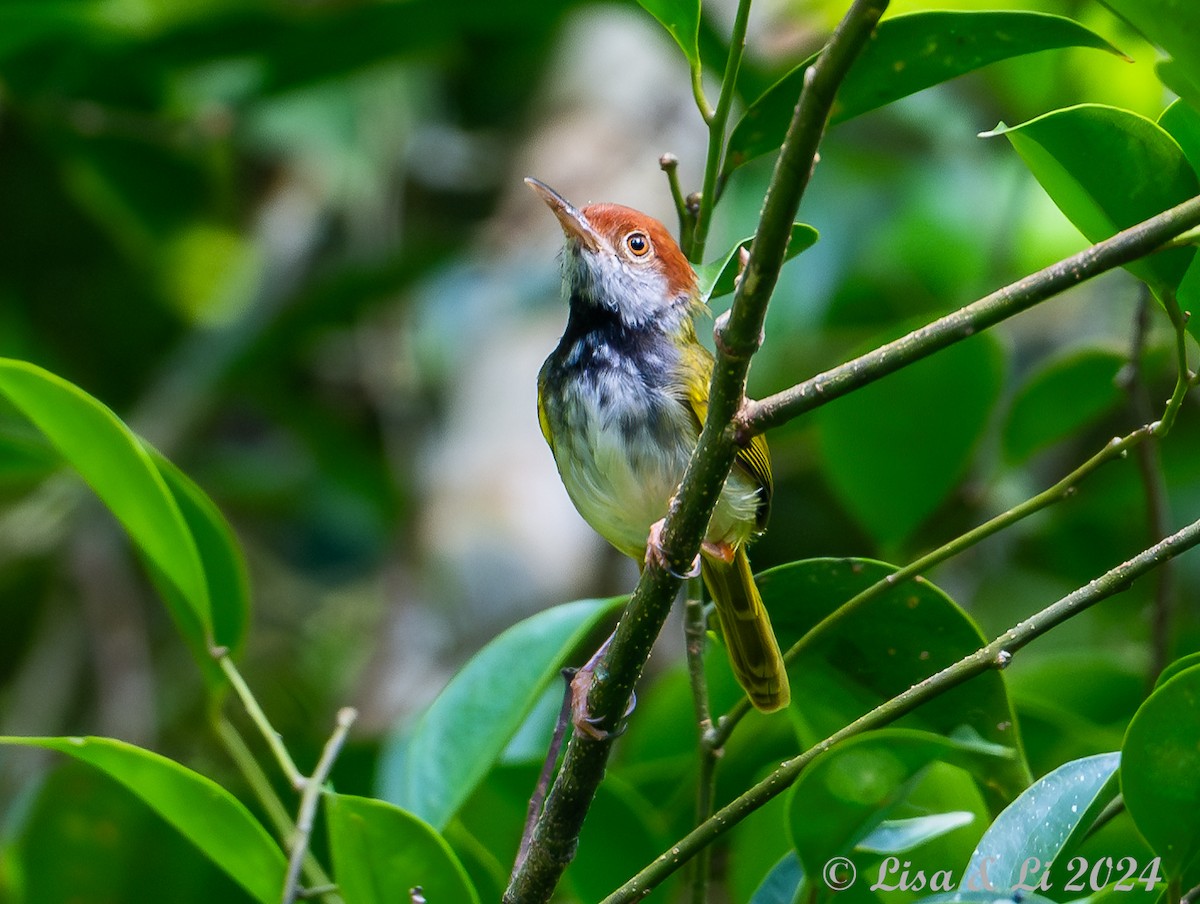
(696, 224, 819, 303)
(1156, 652, 1200, 690)
(757, 558, 1030, 811)
(749, 851, 804, 904)
(724, 11, 1121, 176)
(984, 104, 1199, 297)
(917, 891, 1059, 904)
(13, 758, 255, 903)
(1099, 1, 1200, 95)
(326, 793, 479, 904)
(961, 752, 1121, 891)
(816, 332, 1005, 548)
(150, 451, 249, 657)
(1160, 99, 1200, 174)
(858, 812, 976, 854)
(376, 596, 624, 829)
(0, 360, 211, 641)
(0, 736, 285, 903)
(1158, 59, 1200, 115)
(1007, 653, 1141, 778)
(790, 728, 1007, 881)
(1002, 347, 1126, 464)
(1122, 665, 1200, 874)
(635, 0, 700, 67)
(1160, 100, 1200, 335)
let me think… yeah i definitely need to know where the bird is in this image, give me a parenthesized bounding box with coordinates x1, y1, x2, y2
(526, 177, 789, 714)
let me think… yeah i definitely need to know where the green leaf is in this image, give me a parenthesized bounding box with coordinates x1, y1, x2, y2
(724, 11, 1122, 176)
(857, 812, 976, 854)
(1156, 652, 1200, 690)
(1007, 653, 1141, 777)
(960, 752, 1121, 891)
(696, 224, 819, 303)
(635, 0, 700, 67)
(790, 728, 1005, 882)
(1160, 98, 1200, 175)
(1002, 346, 1127, 464)
(816, 332, 1005, 548)
(1158, 59, 1200, 114)
(149, 452, 249, 656)
(1122, 665, 1200, 875)
(0, 360, 211, 642)
(13, 759, 255, 904)
(326, 793, 480, 904)
(749, 851, 804, 904)
(917, 892, 1059, 904)
(757, 559, 1031, 811)
(1159, 102, 1200, 341)
(1099, 1, 1200, 97)
(376, 596, 624, 829)
(984, 104, 1199, 297)
(0, 736, 285, 903)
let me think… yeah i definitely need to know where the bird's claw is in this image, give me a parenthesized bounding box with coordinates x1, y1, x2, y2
(570, 667, 636, 740)
(646, 518, 701, 579)
(566, 633, 638, 741)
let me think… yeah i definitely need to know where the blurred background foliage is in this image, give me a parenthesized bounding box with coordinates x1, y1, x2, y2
(0, 0, 1196, 900)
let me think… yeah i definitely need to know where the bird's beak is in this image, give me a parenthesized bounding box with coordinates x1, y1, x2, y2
(524, 177, 602, 253)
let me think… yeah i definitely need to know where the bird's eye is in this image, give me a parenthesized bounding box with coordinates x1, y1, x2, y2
(625, 231, 652, 257)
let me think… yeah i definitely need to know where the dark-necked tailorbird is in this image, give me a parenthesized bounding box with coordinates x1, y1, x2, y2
(527, 177, 789, 713)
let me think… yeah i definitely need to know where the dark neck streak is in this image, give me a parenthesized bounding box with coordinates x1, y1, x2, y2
(554, 291, 675, 390)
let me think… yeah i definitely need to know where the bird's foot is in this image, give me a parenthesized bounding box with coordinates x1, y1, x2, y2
(569, 634, 636, 741)
(645, 518, 701, 579)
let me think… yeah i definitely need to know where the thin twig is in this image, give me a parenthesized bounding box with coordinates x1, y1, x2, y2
(215, 652, 305, 789)
(739, 193, 1200, 439)
(601, 516, 1200, 904)
(514, 669, 576, 876)
(213, 713, 341, 899)
(690, 0, 753, 264)
(714, 420, 1158, 745)
(1152, 288, 1194, 437)
(683, 580, 714, 735)
(213, 712, 296, 841)
(682, 577, 717, 904)
(281, 707, 357, 904)
(1123, 291, 1175, 684)
(660, 153, 692, 250)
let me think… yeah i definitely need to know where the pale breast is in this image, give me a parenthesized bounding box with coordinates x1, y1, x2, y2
(539, 298, 763, 559)
(548, 363, 695, 558)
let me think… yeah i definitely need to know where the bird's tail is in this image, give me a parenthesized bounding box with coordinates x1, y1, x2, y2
(701, 547, 789, 712)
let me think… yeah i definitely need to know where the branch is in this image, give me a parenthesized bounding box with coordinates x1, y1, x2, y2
(601, 516, 1200, 903)
(216, 652, 305, 789)
(1123, 291, 1175, 683)
(501, 2, 889, 901)
(713, 418, 1158, 746)
(281, 707, 356, 904)
(690, 0, 753, 264)
(739, 193, 1200, 438)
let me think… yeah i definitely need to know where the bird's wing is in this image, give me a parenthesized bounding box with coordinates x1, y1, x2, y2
(683, 344, 773, 529)
(536, 367, 556, 455)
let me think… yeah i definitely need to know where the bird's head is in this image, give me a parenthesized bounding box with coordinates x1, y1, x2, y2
(526, 177, 700, 330)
